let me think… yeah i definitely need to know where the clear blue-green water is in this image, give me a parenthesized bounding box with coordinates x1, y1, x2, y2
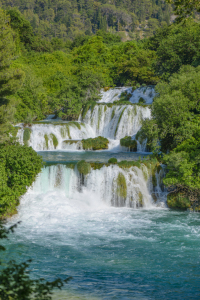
(4, 151, 200, 299)
(39, 151, 149, 163)
(6, 208, 200, 299)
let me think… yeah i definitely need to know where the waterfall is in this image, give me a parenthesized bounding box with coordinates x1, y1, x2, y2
(81, 105, 151, 140)
(98, 86, 156, 104)
(26, 164, 166, 209)
(16, 86, 154, 152)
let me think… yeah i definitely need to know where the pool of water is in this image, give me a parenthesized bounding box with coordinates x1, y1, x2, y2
(5, 202, 200, 299)
(38, 151, 149, 163)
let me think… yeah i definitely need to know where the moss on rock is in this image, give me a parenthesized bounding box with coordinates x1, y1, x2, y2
(117, 172, 127, 199)
(44, 134, 49, 149)
(50, 133, 58, 149)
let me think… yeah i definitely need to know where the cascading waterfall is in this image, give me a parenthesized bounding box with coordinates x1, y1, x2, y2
(16, 86, 154, 152)
(25, 164, 166, 209)
(98, 86, 156, 104)
(80, 104, 151, 140)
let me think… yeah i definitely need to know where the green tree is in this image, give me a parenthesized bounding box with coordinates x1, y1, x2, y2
(166, 0, 200, 21)
(0, 8, 24, 143)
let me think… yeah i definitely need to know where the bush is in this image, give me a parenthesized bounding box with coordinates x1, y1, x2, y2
(120, 136, 137, 152)
(0, 144, 43, 218)
(77, 160, 91, 175)
(82, 136, 109, 150)
(167, 193, 191, 210)
(138, 97, 146, 104)
(108, 158, 117, 164)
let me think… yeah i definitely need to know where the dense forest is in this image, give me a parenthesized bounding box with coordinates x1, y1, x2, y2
(0, 0, 200, 298)
(1, 0, 172, 40)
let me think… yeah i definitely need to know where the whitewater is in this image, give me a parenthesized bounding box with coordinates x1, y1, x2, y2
(5, 87, 200, 299)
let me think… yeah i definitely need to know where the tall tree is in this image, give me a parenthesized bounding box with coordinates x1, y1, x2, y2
(0, 8, 24, 143)
(166, 0, 200, 21)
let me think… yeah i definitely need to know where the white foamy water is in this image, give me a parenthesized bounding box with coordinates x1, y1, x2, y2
(16, 87, 154, 152)
(98, 86, 156, 104)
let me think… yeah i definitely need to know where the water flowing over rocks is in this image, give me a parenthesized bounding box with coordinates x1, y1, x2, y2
(16, 86, 154, 152)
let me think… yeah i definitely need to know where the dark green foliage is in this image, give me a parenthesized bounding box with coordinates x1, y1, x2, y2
(147, 20, 200, 79)
(77, 160, 91, 175)
(138, 97, 145, 104)
(23, 128, 31, 146)
(1, 0, 173, 41)
(167, 193, 191, 210)
(82, 136, 109, 150)
(0, 144, 43, 218)
(108, 158, 117, 164)
(120, 136, 137, 152)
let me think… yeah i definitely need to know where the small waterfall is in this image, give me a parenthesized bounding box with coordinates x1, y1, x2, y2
(18, 123, 95, 151)
(98, 86, 156, 104)
(81, 105, 151, 140)
(28, 164, 166, 209)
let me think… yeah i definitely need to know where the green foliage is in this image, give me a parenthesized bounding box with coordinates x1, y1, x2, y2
(138, 97, 145, 104)
(120, 136, 137, 152)
(147, 20, 200, 79)
(0, 144, 43, 218)
(167, 193, 191, 210)
(1, 0, 172, 41)
(166, 0, 200, 22)
(108, 158, 117, 164)
(77, 160, 91, 175)
(136, 119, 159, 153)
(0, 9, 24, 98)
(82, 136, 109, 150)
(23, 128, 31, 146)
(116, 172, 127, 199)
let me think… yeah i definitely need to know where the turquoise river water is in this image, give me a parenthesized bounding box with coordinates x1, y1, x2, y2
(4, 151, 200, 300)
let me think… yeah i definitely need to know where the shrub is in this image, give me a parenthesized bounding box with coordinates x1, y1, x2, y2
(167, 193, 191, 210)
(108, 158, 117, 164)
(82, 136, 109, 150)
(0, 144, 43, 218)
(120, 136, 137, 152)
(77, 160, 91, 175)
(138, 97, 146, 104)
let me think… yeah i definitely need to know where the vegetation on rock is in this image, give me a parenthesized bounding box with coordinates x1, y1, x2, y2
(120, 136, 137, 152)
(77, 160, 91, 176)
(82, 136, 109, 150)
